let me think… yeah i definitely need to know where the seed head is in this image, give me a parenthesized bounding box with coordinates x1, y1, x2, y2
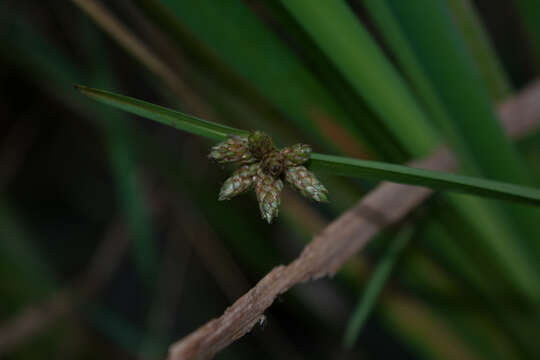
(248, 131, 274, 159)
(255, 171, 284, 223)
(209, 131, 327, 223)
(280, 143, 311, 168)
(209, 135, 255, 164)
(284, 166, 328, 203)
(219, 163, 260, 200)
(261, 150, 284, 177)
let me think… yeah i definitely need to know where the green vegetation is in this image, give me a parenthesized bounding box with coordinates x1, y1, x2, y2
(2, 1, 540, 359)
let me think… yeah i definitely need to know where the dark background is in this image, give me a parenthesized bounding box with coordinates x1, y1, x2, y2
(1, 1, 540, 359)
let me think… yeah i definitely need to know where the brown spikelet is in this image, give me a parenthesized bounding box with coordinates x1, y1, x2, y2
(208, 135, 255, 164)
(248, 131, 274, 159)
(255, 171, 283, 223)
(261, 150, 284, 177)
(284, 166, 328, 203)
(219, 163, 260, 200)
(280, 143, 311, 168)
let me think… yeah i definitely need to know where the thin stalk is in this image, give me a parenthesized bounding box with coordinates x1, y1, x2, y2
(75, 86, 540, 207)
(444, 0, 513, 100)
(343, 225, 415, 348)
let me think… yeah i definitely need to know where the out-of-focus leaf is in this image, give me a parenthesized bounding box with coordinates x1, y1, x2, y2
(143, 0, 386, 155)
(343, 226, 414, 348)
(445, 0, 512, 100)
(279, 0, 439, 157)
(514, 0, 540, 67)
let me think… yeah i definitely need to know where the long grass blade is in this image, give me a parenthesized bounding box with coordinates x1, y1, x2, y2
(76, 86, 540, 207)
(279, 0, 439, 157)
(74, 85, 246, 140)
(388, 0, 528, 183)
(359, 0, 478, 174)
(90, 52, 159, 287)
(389, 0, 540, 268)
(310, 153, 540, 206)
(143, 0, 369, 153)
(444, 0, 512, 100)
(343, 226, 414, 348)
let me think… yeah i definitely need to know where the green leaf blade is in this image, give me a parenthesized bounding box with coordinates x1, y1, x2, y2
(279, 0, 439, 157)
(74, 85, 247, 140)
(343, 226, 415, 349)
(76, 86, 540, 207)
(310, 153, 540, 206)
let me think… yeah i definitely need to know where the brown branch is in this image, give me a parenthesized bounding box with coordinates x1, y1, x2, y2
(167, 79, 540, 360)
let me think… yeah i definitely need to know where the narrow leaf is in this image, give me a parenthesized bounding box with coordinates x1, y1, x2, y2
(444, 0, 512, 100)
(343, 225, 414, 348)
(76, 86, 540, 207)
(74, 85, 247, 140)
(388, 0, 528, 184)
(310, 153, 540, 206)
(279, 0, 439, 156)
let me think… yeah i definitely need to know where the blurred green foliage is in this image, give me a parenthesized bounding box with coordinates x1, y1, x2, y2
(1, 1, 540, 359)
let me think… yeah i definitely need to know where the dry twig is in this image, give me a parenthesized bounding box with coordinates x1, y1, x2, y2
(168, 79, 540, 360)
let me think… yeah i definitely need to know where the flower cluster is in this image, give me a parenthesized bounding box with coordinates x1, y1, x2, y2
(209, 131, 328, 223)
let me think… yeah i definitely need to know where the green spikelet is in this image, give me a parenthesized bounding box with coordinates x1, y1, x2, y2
(280, 143, 311, 168)
(210, 131, 328, 223)
(208, 135, 255, 164)
(248, 131, 274, 159)
(219, 163, 260, 200)
(285, 166, 328, 203)
(256, 172, 284, 223)
(261, 150, 284, 177)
